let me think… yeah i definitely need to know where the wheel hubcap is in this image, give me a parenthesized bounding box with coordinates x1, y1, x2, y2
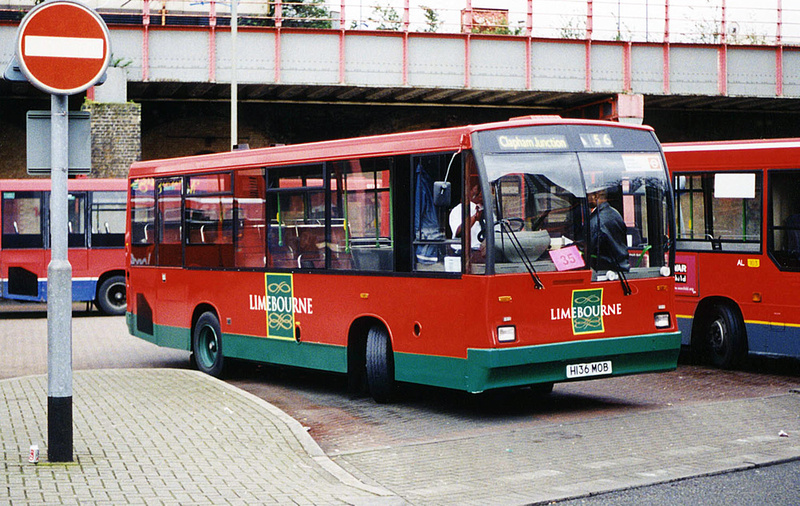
(199, 327, 218, 366)
(710, 319, 726, 353)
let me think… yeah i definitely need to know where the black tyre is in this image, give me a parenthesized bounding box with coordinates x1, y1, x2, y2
(366, 325, 395, 403)
(698, 304, 746, 369)
(96, 275, 126, 316)
(193, 312, 225, 377)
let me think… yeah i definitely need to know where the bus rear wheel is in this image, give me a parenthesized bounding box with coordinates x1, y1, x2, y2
(699, 304, 746, 369)
(96, 275, 126, 316)
(366, 325, 395, 403)
(193, 312, 225, 377)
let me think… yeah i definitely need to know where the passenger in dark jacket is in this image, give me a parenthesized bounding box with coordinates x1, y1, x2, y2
(588, 188, 630, 272)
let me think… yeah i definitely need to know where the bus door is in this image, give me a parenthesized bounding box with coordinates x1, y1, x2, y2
(154, 178, 187, 333)
(1, 189, 46, 301)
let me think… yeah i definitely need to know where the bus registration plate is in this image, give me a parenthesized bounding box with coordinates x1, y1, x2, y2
(566, 360, 612, 379)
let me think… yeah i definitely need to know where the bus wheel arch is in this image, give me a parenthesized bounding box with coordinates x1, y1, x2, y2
(348, 317, 395, 403)
(192, 305, 225, 377)
(692, 298, 747, 369)
(95, 271, 126, 316)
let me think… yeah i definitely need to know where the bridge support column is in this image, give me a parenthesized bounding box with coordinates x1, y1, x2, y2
(84, 68, 142, 178)
(610, 93, 644, 125)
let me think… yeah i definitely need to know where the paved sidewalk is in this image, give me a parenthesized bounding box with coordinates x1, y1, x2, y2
(1, 369, 397, 505)
(332, 391, 800, 505)
(2, 369, 799, 505)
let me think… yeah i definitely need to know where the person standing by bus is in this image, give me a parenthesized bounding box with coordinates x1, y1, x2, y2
(588, 186, 629, 272)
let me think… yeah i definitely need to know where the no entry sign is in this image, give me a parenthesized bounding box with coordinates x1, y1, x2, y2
(15, 1, 110, 95)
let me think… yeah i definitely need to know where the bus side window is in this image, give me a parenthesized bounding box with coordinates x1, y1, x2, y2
(412, 154, 456, 272)
(156, 178, 183, 267)
(674, 174, 706, 247)
(67, 192, 87, 248)
(234, 168, 267, 269)
(184, 173, 234, 269)
(130, 178, 155, 265)
(675, 172, 761, 253)
(265, 164, 327, 270)
(1, 191, 44, 249)
(769, 169, 800, 270)
(334, 157, 394, 272)
(91, 191, 126, 248)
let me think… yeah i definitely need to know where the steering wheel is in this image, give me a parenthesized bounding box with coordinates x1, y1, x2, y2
(496, 217, 525, 233)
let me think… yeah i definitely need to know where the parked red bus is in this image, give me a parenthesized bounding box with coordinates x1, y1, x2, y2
(665, 138, 800, 367)
(126, 116, 680, 401)
(1, 178, 127, 315)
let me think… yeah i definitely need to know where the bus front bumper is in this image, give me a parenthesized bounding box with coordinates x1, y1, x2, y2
(395, 331, 682, 394)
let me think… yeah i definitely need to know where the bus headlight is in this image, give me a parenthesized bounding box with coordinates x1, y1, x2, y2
(497, 326, 516, 343)
(660, 266, 671, 277)
(654, 312, 671, 329)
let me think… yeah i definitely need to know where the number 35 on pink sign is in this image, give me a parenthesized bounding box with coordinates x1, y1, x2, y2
(548, 245, 585, 271)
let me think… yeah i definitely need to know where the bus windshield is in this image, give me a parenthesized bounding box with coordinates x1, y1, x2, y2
(478, 126, 671, 279)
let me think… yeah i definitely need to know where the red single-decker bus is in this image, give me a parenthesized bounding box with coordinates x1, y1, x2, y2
(1, 178, 127, 315)
(666, 138, 800, 367)
(126, 117, 681, 401)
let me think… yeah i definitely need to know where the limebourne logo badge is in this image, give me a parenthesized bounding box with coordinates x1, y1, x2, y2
(249, 273, 313, 340)
(571, 288, 604, 334)
(550, 288, 622, 335)
(266, 273, 295, 340)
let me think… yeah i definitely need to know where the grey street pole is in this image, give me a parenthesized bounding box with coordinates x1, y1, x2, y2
(47, 93, 73, 462)
(14, 0, 111, 464)
(231, 0, 238, 149)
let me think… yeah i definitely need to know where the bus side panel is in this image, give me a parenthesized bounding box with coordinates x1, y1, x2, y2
(678, 251, 800, 357)
(0, 249, 47, 301)
(291, 273, 473, 357)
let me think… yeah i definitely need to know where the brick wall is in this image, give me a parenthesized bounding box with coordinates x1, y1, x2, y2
(83, 101, 141, 178)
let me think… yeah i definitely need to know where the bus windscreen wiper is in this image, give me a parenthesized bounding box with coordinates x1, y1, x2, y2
(498, 219, 544, 290)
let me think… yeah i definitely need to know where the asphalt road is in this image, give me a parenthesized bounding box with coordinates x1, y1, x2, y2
(553, 460, 800, 506)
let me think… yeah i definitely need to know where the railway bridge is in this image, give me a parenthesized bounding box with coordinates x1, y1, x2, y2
(2, 1, 800, 174)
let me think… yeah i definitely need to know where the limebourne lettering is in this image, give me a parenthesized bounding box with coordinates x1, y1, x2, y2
(550, 303, 622, 321)
(498, 135, 568, 150)
(250, 294, 313, 314)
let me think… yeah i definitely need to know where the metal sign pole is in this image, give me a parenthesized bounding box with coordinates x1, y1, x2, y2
(13, 0, 111, 464)
(231, 0, 238, 149)
(47, 93, 73, 462)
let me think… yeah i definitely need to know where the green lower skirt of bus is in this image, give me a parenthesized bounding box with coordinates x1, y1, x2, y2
(395, 331, 682, 393)
(127, 312, 679, 393)
(126, 312, 348, 373)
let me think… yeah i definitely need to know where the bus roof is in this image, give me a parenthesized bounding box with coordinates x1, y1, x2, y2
(129, 117, 655, 178)
(664, 137, 800, 153)
(664, 137, 800, 171)
(0, 178, 127, 192)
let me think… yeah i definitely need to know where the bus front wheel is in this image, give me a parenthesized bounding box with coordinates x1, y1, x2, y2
(193, 312, 225, 377)
(366, 325, 395, 403)
(698, 304, 746, 369)
(96, 275, 126, 316)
